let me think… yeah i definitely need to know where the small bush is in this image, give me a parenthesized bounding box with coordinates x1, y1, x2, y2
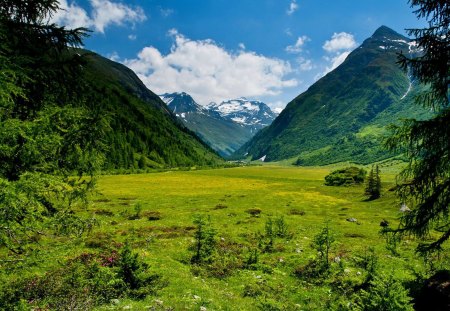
(190, 216, 216, 264)
(128, 203, 142, 220)
(354, 273, 414, 311)
(324, 167, 366, 186)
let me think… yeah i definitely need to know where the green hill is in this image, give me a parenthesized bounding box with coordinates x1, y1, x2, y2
(80, 51, 223, 169)
(234, 26, 429, 165)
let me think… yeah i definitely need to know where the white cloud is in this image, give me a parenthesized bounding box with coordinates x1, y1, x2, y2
(322, 51, 351, 75)
(268, 101, 285, 113)
(124, 31, 298, 106)
(287, 1, 298, 15)
(52, 0, 146, 33)
(108, 51, 120, 62)
(128, 34, 137, 40)
(297, 57, 314, 71)
(160, 8, 174, 17)
(51, 0, 91, 29)
(238, 43, 246, 50)
(286, 35, 310, 53)
(315, 32, 357, 79)
(322, 32, 357, 53)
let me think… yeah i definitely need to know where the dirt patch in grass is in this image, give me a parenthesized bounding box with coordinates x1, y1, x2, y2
(212, 204, 228, 210)
(288, 209, 305, 216)
(344, 232, 366, 238)
(93, 209, 115, 216)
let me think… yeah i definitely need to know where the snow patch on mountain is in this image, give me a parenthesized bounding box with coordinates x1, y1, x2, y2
(207, 98, 277, 130)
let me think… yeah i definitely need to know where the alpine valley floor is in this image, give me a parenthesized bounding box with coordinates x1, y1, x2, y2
(4, 165, 449, 310)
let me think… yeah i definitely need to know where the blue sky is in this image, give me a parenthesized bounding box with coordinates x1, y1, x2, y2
(53, 0, 426, 111)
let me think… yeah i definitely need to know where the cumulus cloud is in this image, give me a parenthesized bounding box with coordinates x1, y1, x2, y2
(128, 34, 137, 40)
(322, 32, 357, 52)
(297, 57, 314, 71)
(287, 1, 299, 15)
(316, 32, 357, 78)
(268, 101, 286, 114)
(286, 35, 310, 53)
(321, 51, 351, 76)
(124, 31, 298, 106)
(52, 0, 146, 33)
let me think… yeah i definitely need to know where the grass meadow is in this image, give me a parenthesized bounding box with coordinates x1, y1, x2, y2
(3, 164, 448, 310)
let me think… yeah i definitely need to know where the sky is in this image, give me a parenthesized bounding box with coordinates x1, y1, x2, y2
(52, 0, 426, 112)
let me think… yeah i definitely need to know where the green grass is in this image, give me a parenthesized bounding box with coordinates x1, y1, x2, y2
(2, 166, 448, 310)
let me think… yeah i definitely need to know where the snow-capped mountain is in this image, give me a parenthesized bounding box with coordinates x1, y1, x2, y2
(207, 97, 278, 133)
(159, 92, 255, 157)
(160, 92, 207, 117)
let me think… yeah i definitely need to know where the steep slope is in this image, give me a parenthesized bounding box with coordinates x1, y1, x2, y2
(159, 92, 253, 157)
(235, 26, 428, 165)
(79, 51, 223, 169)
(208, 98, 278, 134)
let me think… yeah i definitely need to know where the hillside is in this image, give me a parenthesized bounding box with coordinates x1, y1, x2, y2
(160, 93, 277, 157)
(234, 26, 429, 165)
(160, 92, 253, 157)
(79, 51, 223, 169)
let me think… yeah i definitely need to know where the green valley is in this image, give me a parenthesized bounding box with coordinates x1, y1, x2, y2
(3, 165, 446, 310)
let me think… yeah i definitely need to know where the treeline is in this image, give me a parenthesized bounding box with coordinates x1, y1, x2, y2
(73, 50, 224, 171)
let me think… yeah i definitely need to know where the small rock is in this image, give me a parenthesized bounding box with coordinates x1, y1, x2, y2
(123, 306, 131, 310)
(255, 275, 262, 279)
(334, 256, 341, 263)
(346, 217, 358, 223)
(193, 295, 201, 300)
(111, 299, 120, 305)
(344, 268, 351, 273)
(200, 307, 207, 311)
(154, 299, 163, 306)
(356, 271, 362, 276)
(400, 203, 411, 213)
(279, 257, 284, 263)
(295, 248, 302, 253)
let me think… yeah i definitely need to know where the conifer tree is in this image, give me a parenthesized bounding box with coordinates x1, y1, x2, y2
(0, 0, 108, 252)
(365, 165, 381, 200)
(386, 0, 449, 254)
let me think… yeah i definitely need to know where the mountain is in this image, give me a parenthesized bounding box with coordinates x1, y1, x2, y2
(159, 92, 254, 157)
(78, 51, 223, 169)
(207, 98, 278, 134)
(234, 26, 429, 165)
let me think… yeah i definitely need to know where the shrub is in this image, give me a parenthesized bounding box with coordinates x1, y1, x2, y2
(324, 167, 366, 186)
(354, 273, 414, 311)
(190, 216, 216, 264)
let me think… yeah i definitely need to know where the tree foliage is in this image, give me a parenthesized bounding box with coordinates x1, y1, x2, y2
(0, 0, 108, 253)
(386, 0, 449, 254)
(324, 167, 366, 186)
(365, 165, 382, 200)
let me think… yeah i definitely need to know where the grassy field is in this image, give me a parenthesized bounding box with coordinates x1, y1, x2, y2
(2, 165, 448, 310)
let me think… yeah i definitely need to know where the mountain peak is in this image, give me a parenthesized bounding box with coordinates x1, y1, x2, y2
(371, 25, 408, 41)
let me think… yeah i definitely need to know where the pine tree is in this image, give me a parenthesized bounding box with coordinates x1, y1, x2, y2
(374, 165, 381, 199)
(365, 165, 381, 200)
(385, 0, 449, 254)
(0, 1, 108, 252)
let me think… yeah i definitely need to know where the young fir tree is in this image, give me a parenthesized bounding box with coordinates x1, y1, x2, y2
(0, 1, 108, 253)
(366, 165, 382, 200)
(385, 0, 449, 254)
